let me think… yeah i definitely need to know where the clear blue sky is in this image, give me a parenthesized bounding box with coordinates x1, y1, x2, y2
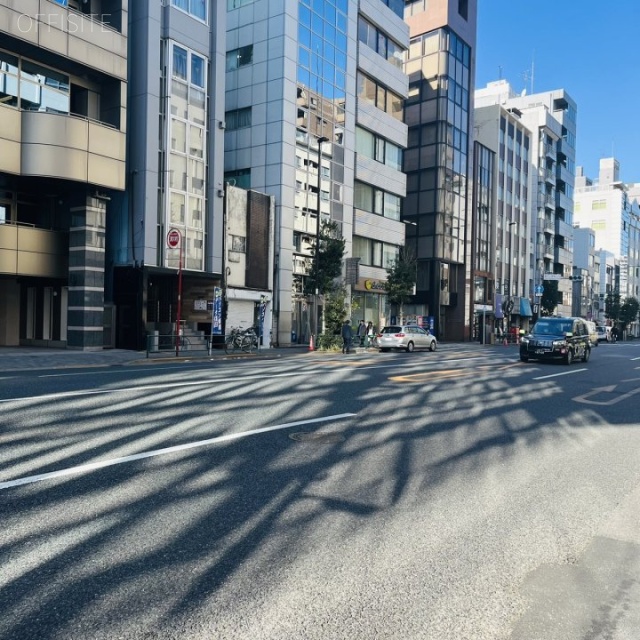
(475, 1, 640, 183)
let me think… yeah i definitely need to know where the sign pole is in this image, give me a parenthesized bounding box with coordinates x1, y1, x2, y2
(167, 229, 183, 357)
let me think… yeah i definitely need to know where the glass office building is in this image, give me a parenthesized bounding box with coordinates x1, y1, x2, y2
(403, 0, 477, 341)
(225, 0, 408, 344)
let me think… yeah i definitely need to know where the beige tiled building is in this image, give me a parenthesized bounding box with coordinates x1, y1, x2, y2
(0, 0, 127, 348)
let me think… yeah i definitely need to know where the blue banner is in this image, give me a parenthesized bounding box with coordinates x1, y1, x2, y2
(212, 287, 223, 335)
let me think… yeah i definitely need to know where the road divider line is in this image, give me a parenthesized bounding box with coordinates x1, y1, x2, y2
(0, 413, 357, 491)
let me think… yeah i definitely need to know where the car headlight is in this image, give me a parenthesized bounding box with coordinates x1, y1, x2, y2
(520, 337, 529, 345)
(552, 340, 565, 348)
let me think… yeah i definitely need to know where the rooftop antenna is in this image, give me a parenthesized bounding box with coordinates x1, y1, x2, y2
(530, 52, 535, 94)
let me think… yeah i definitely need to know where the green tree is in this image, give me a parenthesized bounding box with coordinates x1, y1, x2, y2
(386, 246, 417, 323)
(619, 296, 640, 334)
(605, 292, 621, 324)
(323, 286, 348, 336)
(306, 220, 346, 295)
(541, 280, 560, 316)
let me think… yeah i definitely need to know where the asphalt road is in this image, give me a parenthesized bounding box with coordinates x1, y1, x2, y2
(1, 342, 640, 640)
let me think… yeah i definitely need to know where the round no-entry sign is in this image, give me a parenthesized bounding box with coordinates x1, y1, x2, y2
(167, 228, 181, 248)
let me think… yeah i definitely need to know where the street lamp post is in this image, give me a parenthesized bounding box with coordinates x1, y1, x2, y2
(506, 220, 517, 340)
(312, 135, 329, 344)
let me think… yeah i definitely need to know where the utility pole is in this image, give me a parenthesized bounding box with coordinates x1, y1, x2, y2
(312, 135, 329, 343)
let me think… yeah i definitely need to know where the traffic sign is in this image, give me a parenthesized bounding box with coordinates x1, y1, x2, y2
(535, 285, 544, 296)
(543, 273, 561, 281)
(167, 228, 181, 249)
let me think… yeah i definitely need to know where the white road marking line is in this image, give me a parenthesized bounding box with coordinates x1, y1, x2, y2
(39, 366, 198, 377)
(0, 413, 356, 491)
(630, 357, 640, 361)
(533, 368, 587, 380)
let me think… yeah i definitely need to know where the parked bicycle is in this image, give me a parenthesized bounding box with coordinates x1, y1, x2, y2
(224, 326, 259, 354)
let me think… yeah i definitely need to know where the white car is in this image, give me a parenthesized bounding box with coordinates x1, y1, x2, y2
(585, 320, 598, 347)
(596, 326, 611, 342)
(377, 325, 437, 353)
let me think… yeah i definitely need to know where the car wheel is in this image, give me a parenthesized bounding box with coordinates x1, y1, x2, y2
(429, 340, 437, 352)
(564, 349, 574, 365)
(406, 341, 414, 353)
(583, 347, 590, 363)
(520, 355, 529, 362)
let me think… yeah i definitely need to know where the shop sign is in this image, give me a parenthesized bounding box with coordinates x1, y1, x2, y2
(355, 278, 387, 293)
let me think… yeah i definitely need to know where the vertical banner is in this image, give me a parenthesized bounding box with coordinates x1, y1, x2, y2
(212, 287, 223, 335)
(259, 295, 267, 346)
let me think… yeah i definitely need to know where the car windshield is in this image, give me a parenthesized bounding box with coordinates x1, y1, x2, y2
(533, 320, 572, 335)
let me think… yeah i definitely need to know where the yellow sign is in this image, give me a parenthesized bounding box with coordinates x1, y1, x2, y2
(355, 278, 387, 293)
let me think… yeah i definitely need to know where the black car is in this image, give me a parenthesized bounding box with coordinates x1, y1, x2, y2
(519, 317, 591, 364)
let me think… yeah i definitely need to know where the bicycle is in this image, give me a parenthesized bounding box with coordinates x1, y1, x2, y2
(224, 326, 259, 354)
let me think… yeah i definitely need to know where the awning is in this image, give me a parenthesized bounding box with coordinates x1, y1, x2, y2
(520, 298, 533, 317)
(495, 294, 503, 319)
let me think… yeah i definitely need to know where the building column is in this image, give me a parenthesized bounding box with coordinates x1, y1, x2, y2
(67, 195, 107, 350)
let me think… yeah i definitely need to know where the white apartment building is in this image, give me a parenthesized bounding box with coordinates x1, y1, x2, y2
(473, 102, 535, 334)
(574, 158, 640, 307)
(475, 80, 578, 318)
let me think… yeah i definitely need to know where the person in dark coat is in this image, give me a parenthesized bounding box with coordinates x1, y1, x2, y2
(341, 320, 353, 354)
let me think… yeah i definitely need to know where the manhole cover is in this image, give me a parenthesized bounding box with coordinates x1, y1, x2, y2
(289, 431, 345, 443)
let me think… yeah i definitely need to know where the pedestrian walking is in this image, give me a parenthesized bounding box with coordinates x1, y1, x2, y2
(341, 319, 353, 354)
(366, 321, 375, 347)
(356, 319, 366, 346)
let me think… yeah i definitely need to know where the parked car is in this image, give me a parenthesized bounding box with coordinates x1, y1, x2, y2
(585, 320, 598, 347)
(519, 317, 591, 364)
(377, 325, 437, 353)
(596, 325, 611, 342)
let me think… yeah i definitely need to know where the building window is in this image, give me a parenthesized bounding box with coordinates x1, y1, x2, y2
(357, 72, 403, 121)
(354, 181, 401, 221)
(225, 169, 251, 189)
(172, 0, 207, 22)
(357, 17, 404, 69)
(225, 107, 252, 130)
(226, 46, 253, 71)
(458, 0, 468, 20)
(173, 46, 188, 80)
(227, 0, 256, 7)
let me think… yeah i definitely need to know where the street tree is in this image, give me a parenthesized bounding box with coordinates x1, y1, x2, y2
(323, 286, 348, 336)
(605, 292, 621, 325)
(541, 280, 560, 316)
(306, 220, 346, 296)
(386, 246, 417, 324)
(619, 296, 640, 335)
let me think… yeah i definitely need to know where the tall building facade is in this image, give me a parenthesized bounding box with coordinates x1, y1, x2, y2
(110, 0, 226, 350)
(571, 226, 600, 322)
(469, 139, 495, 342)
(224, 0, 409, 346)
(403, 0, 478, 341)
(473, 103, 535, 336)
(476, 80, 578, 318)
(0, 0, 128, 348)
